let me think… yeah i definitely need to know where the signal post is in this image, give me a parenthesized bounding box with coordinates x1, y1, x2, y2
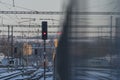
(42, 21, 48, 80)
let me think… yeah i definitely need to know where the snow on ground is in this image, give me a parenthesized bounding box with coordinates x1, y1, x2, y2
(0, 70, 20, 77)
(40, 71, 53, 80)
(40, 77, 53, 80)
(9, 75, 30, 80)
(0, 68, 8, 73)
(0, 67, 53, 80)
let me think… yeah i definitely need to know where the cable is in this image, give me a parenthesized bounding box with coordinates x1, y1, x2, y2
(0, 0, 12, 10)
(13, 5, 22, 24)
(0, 0, 35, 11)
(0, 0, 20, 24)
(80, 0, 118, 11)
(0, 0, 28, 24)
(112, 0, 120, 11)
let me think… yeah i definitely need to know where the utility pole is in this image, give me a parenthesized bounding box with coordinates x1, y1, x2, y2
(7, 25, 10, 71)
(11, 26, 14, 58)
(9, 26, 14, 71)
(110, 16, 113, 64)
(8, 26, 10, 42)
(110, 16, 113, 77)
(13, 0, 15, 7)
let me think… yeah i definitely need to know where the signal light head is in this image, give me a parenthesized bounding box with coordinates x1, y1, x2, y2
(42, 21, 48, 40)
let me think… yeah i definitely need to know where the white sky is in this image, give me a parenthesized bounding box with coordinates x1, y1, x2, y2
(0, 0, 120, 11)
(0, 0, 64, 11)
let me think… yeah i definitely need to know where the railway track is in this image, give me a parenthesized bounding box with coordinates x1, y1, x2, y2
(0, 71, 22, 80)
(0, 67, 36, 80)
(0, 67, 53, 80)
(30, 68, 53, 80)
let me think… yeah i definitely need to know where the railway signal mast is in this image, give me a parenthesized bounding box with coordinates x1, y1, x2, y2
(42, 21, 48, 80)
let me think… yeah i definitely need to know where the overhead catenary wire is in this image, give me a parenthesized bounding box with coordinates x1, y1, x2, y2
(81, 0, 119, 12)
(0, 0, 37, 11)
(0, 0, 37, 25)
(0, 1, 21, 24)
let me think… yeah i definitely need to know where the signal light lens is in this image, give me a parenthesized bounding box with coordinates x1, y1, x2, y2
(43, 32, 46, 35)
(57, 32, 62, 35)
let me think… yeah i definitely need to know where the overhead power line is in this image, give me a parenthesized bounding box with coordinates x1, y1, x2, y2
(0, 11, 120, 15)
(0, 1, 33, 11)
(0, 24, 115, 28)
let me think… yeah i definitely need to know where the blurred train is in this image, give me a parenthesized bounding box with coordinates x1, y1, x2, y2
(55, 0, 120, 80)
